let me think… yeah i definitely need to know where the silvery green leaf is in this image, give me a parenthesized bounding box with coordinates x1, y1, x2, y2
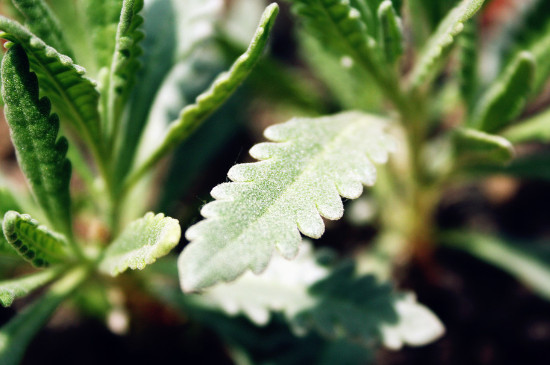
(0, 267, 63, 307)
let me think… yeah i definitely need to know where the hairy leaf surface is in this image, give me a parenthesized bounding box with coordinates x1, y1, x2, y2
(0, 267, 63, 307)
(0, 188, 22, 256)
(377, 1, 403, 64)
(469, 51, 535, 133)
(106, 0, 144, 141)
(1, 45, 72, 236)
(99, 212, 181, 276)
(0, 267, 87, 365)
(11, 0, 73, 58)
(126, 3, 279, 185)
(409, 0, 485, 88)
(2, 211, 71, 267)
(178, 112, 395, 291)
(0, 16, 102, 154)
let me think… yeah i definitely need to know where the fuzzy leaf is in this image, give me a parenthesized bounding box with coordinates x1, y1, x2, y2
(0, 16, 102, 154)
(409, 0, 485, 88)
(469, 51, 535, 133)
(294, 264, 445, 349)
(1, 44, 72, 236)
(106, 0, 144, 140)
(11, 0, 73, 58)
(2, 211, 71, 267)
(126, 3, 279, 185)
(99, 212, 181, 276)
(178, 112, 395, 292)
(0, 267, 63, 307)
(503, 108, 550, 144)
(0, 266, 88, 365)
(442, 231, 550, 301)
(377, 1, 403, 64)
(453, 128, 515, 166)
(82, 0, 124, 72)
(0, 188, 22, 256)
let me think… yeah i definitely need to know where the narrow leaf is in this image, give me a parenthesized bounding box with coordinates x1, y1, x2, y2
(0, 267, 63, 307)
(99, 212, 181, 276)
(1, 44, 72, 236)
(409, 0, 485, 88)
(469, 51, 535, 133)
(2, 211, 71, 268)
(459, 20, 479, 109)
(125, 3, 279, 186)
(106, 0, 144, 141)
(0, 187, 22, 256)
(0, 16, 102, 155)
(0, 266, 88, 365)
(503, 108, 550, 144)
(178, 112, 395, 292)
(442, 231, 550, 301)
(453, 128, 515, 166)
(11, 0, 74, 58)
(377, 0, 404, 64)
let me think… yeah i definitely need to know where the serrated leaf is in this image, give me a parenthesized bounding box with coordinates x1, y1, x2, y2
(178, 111, 395, 292)
(0, 266, 88, 365)
(0, 267, 63, 307)
(377, 1, 403, 64)
(0, 16, 102, 156)
(82, 0, 124, 73)
(126, 3, 279, 185)
(409, 0, 485, 88)
(2, 211, 71, 267)
(502, 108, 550, 144)
(469, 51, 535, 133)
(11, 0, 74, 58)
(1, 44, 72, 236)
(106, 0, 144, 141)
(453, 128, 515, 166)
(442, 231, 550, 301)
(293, 264, 444, 349)
(99, 212, 181, 276)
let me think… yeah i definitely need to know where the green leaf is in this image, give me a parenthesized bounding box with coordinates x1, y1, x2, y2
(99, 212, 181, 276)
(0, 266, 63, 307)
(453, 128, 515, 166)
(0, 187, 22, 256)
(459, 20, 479, 109)
(125, 3, 279, 188)
(502, 108, 550, 144)
(178, 111, 395, 291)
(295, 265, 444, 349)
(377, 0, 404, 64)
(1, 44, 73, 237)
(409, 0, 485, 88)
(106, 0, 144, 142)
(11, 0, 74, 58)
(0, 266, 88, 365)
(0, 16, 102, 158)
(442, 231, 550, 301)
(82, 0, 124, 73)
(469, 51, 535, 133)
(2, 211, 71, 267)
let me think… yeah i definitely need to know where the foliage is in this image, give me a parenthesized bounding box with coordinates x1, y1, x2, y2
(1, 0, 550, 364)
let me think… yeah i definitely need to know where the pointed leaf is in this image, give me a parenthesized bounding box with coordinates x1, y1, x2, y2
(0, 266, 88, 365)
(126, 3, 279, 185)
(0, 16, 102, 155)
(11, 0, 74, 58)
(503, 108, 550, 144)
(106, 0, 144, 141)
(377, 1, 404, 64)
(442, 231, 550, 301)
(178, 111, 395, 291)
(293, 264, 445, 349)
(1, 44, 72, 236)
(469, 51, 535, 133)
(453, 128, 515, 166)
(99, 212, 181, 276)
(3, 211, 71, 267)
(0, 267, 64, 307)
(409, 0, 485, 88)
